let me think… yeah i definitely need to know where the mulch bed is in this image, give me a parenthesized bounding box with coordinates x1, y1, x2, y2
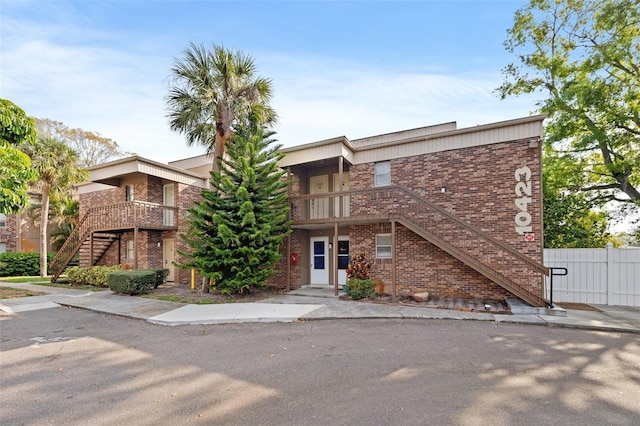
(148, 284, 285, 303)
(554, 302, 602, 312)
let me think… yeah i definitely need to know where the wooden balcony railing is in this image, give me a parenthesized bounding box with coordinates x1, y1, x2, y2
(50, 201, 177, 282)
(289, 186, 549, 306)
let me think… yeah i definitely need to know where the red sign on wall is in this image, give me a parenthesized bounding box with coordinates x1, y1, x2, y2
(524, 233, 535, 242)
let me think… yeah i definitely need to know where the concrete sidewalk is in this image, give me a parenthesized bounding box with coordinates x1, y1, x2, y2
(1, 282, 639, 333)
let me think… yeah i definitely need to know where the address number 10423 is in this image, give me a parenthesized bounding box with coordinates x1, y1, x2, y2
(515, 166, 533, 235)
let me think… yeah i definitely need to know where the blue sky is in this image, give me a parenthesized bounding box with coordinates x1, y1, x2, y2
(1, 0, 537, 164)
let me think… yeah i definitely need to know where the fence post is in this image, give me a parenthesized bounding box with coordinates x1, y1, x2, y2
(606, 242, 614, 306)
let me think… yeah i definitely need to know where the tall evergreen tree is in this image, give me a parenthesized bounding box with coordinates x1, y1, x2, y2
(179, 126, 290, 294)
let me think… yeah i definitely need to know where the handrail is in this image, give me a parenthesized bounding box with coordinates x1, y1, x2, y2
(289, 185, 548, 306)
(289, 185, 548, 275)
(396, 186, 548, 275)
(50, 201, 178, 282)
(547, 267, 568, 308)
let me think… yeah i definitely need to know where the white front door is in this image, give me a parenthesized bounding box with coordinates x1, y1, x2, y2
(163, 238, 175, 282)
(309, 175, 329, 219)
(337, 236, 350, 286)
(310, 236, 329, 285)
(163, 184, 175, 226)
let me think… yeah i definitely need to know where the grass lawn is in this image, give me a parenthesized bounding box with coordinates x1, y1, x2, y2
(0, 276, 106, 291)
(0, 276, 53, 283)
(142, 294, 219, 304)
(0, 286, 45, 299)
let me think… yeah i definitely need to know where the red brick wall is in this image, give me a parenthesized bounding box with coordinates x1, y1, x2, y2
(79, 177, 199, 284)
(0, 214, 17, 252)
(349, 223, 513, 299)
(172, 183, 203, 285)
(265, 229, 304, 291)
(345, 138, 543, 299)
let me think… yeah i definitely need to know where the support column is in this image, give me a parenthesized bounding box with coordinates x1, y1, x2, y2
(392, 220, 397, 302)
(134, 227, 139, 270)
(286, 167, 292, 293)
(334, 222, 339, 296)
(338, 157, 344, 218)
(286, 233, 291, 292)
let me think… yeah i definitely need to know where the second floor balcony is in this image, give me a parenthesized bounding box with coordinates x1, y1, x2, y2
(85, 201, 179, 232)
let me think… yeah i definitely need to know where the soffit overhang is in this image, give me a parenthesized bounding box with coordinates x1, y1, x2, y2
(279, 136, 355, 168)
(86, 156, 208, 188)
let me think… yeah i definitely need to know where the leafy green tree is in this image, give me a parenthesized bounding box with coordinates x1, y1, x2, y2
(166, 43, 276, 172)
(29, 198, 80, 252)
(498, 0, 640, 210)
(543, 145, 616, 247)
(178, 126, 290, 294)
(22, 137, 88, 276)
(0, 99, 38, 214)
(34, 118, 131, 167)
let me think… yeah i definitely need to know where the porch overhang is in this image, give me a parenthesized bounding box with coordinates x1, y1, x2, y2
(86, 155, 208, 188)
(279, 136, 355, 168)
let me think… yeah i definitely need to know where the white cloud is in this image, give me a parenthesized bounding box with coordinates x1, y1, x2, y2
(1, 7, 539, 164)
(267, 56, 538, 148)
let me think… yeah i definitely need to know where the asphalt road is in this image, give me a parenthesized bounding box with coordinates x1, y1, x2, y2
(1, 306, 639, 426)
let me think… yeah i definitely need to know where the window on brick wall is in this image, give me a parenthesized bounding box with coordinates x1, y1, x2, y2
(125, 240, 134, 260)
(376, 234, 392, 258)
(0, 242, 6, 253)
(374, 161, 391, 186)
(0, 214, 6, 228)
(125, 185, 134, 202)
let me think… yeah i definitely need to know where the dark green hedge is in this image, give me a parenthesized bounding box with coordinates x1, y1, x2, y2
(0, 252, 54, 277)
(107, 270, 156, 295)
(144, 268, 170, 288)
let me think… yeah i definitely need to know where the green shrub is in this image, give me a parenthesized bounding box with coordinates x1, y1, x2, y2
(144, 268, 170, 288)
(345, 253, 371, 280)
(0, 252, 54, 277)
(345, 278, 377, 300)
(107, 270, 156, 295)
(66, 265, 121, 287)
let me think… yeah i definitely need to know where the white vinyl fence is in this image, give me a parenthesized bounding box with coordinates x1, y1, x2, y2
(544, 244, 640, 307)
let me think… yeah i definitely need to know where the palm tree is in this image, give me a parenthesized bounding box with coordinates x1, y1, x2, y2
(166, 43, 276, 171)
(29, 198, 80, 252)
(22, 137, 88, 276)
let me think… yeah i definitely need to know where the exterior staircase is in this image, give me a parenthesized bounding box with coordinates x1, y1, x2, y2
(50, 201, 177, 282)
(77, 232, 118, 267)
(290, 186, 550, 307)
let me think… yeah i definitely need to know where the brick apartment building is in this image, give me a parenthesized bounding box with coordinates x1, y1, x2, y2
(47, 115, 549, 306)
(0, 193, 52, 255)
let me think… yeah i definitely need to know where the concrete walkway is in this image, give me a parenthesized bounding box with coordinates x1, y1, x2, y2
(1, 282, 639, 333)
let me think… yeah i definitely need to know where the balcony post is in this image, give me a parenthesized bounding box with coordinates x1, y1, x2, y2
(333, 222, 339, 296)
(392, 220, 397, 303)
(286, 232, 291, 293)
(338, 157, 344, 218)
(133, 227, 139, 269)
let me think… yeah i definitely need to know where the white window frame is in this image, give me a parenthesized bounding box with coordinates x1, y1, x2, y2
(125, 240, 134, 260)
(0, 242, 6, 253)
(0, 213, 6, 228)
(376, 234, 392, 259)
(374, 161, 391, 186)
